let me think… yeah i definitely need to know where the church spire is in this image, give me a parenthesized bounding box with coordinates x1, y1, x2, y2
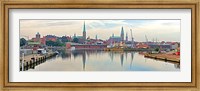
(121, 26, 124, 42)
(96, 35, 98, 40)
(83, 21, 86, 40)
(83, 21, 86, 32)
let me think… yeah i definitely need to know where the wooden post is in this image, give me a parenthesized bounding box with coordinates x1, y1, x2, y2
(23, 63, 26, 71)
(35, 59, 38, 65)
(30, 60, 32, 68)
(22, 53, 25, 71)
(26, 62, 28, 70)
(33, 59, 35, 66)
(39, 58, 41, 64)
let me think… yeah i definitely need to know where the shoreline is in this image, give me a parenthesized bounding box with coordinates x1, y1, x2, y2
(144, 53, 180, 63)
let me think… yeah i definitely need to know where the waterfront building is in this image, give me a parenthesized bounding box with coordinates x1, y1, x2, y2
(148, 44, 171, 51)
(165, 42, 179, 50)
(26, 41, 42, 52)
(20, 49, 33, 56)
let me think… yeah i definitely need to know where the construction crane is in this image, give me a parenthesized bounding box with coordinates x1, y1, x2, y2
(130, 29, 134, 48)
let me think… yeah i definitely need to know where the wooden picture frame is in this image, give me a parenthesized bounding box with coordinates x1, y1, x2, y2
(0, 0, 199, 91)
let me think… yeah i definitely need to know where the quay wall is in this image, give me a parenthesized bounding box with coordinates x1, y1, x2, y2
(20, 53, 57, 71)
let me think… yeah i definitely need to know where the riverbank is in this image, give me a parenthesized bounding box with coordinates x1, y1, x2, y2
(144, 53, 180, 63)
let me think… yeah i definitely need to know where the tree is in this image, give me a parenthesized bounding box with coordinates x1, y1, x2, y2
(46, 40, 55, 46)
(154, 48, 160, 52)
(61, 36, 69, 43)
(46, 40, 65, 47)
(73, 38, 79, 43)
(20, 38, 27, 46)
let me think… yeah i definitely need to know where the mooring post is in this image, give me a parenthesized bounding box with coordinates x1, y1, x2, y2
(22, 53, 24, 71)
(39, 58, 41, 64)
(26, 61, 28, 70)
(30, 60, 32, 68)
(36, 59, 38, 65)
(23, 62, 26, 71)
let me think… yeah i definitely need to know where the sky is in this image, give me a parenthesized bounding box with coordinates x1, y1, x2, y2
(20, 20, 180, 42)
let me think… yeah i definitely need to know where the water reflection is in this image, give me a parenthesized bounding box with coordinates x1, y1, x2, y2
(130, 52, 135, 69)
(82, 51, 86, 70)
(28, 50, 180, 71)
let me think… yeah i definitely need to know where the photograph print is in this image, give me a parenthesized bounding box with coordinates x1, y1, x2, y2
(20, 20, 180, 71)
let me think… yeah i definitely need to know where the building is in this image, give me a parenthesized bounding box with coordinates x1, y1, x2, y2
(45, 35, 57, 42)
(167, 42, 179, 50)
(136, 43, 149, 49)
(107, 26, 125, 44)
(36, 32, 40, 41)
(148, 44, 171, 51)
(31, 32, 46, 45)
(107, 34, 122, 44)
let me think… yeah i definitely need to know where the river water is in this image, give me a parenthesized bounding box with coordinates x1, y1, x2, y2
(28, 50, 180, 71)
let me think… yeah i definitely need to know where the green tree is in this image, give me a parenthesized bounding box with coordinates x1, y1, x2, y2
(154, 48, 160, 52)
(61, 36, 69, 43)
(20, 38, 27, 46)
(73, 38, 79, 43)
(46, 40, 65, 47)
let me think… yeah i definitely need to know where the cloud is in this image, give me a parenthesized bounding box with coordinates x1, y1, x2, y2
(20, 20, 180, 42)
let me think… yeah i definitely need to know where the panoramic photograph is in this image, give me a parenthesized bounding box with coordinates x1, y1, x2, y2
(19, 20, 180, 71)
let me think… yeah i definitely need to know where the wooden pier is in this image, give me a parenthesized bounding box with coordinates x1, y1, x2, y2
(144, 53, 180, 63)
(20, 53, 57, 71)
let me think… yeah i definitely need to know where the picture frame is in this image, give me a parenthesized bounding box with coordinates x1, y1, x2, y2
(0, 0, 199, 91)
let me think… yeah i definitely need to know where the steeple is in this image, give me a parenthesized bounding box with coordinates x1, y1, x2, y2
(121, 26, 124, 42)
(112, 33, 114, 37)
(121, 27, 124, 34)
(96, 35, 98, 40)
(83, 21, 86, 32)
(83, 21, 86, 40)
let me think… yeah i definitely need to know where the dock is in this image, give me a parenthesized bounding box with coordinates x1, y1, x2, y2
(20, 52, 57, 71)
(144, 53, 180, 63)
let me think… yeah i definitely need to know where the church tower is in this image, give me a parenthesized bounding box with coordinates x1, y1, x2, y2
(96, 35, 98, 40)
(36, 32, 40, 42)
(83, 21, 86, 41)
(121, 26, 124, 42)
